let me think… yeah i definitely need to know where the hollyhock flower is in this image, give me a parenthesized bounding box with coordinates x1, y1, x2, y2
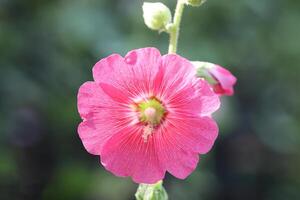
(192, 61, 237, 96)
(77, 47, 220, 184)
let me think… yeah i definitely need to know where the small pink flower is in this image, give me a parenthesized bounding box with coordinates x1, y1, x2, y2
(208, 64, 237, 96)
(77, 47, 220, 184)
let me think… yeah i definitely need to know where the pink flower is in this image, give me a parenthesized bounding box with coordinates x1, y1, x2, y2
(208, 64, 237, 96)
(77, 47, 220, 184)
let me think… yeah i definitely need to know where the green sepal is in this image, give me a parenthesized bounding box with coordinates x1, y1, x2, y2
(192, 61, 218, 85)
(135, 181, 168, 200)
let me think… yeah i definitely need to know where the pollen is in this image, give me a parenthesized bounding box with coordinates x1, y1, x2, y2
(142, 124, 154, 142)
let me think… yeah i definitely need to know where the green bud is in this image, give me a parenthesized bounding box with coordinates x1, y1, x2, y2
(185, 0, 207, 7)
(142, 2, 172, 31)
(135, 181, 168, 200)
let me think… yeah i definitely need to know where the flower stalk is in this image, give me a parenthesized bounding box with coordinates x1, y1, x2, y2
(168, 0, 185, 54)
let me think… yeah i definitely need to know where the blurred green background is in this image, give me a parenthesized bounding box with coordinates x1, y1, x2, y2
(1, 0, 300, 199)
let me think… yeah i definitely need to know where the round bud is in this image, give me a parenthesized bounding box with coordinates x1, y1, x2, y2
(142, 2, 172, 31)
(135, 181, 168, 200)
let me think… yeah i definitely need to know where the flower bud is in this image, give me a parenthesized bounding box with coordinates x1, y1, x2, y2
(192, 61, 237, 96)
(185, 0, 207, 7)
(135, 181, 168, 200)
(142, 2, 172, 31)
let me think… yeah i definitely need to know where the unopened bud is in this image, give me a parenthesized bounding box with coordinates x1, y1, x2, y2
(135, 181, 168, 200)
(192, 61, 237, 96)
(185, 0, 207, 7)
(142, 2, 172, 31)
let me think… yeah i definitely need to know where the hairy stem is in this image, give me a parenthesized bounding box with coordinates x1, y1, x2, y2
(168, 0, 185, 54)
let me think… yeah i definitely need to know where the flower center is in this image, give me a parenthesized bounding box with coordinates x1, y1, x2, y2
(137, 98, 166, 142)
(138, 98, 165, 125)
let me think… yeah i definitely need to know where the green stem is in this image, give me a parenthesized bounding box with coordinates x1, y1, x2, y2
(168, 0, 185, 54)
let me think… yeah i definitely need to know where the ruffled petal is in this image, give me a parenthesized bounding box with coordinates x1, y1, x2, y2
(154, 55, 219, 116)
(163, 79, 220, 117)
(92, 48, 163, 99)
(156, 116, 218, 178)
(156, 54, 196, 100)
(124, 47, 161, 69)
(156, 129, 200, 179)
(124, 47, 162, 96)
(100, 126, 165, 184)
(163, 116, 219, 154)
(92, 54, 126, 85)
(196, 79, 221, 116)
(78, 120, 117, 155)
(77, 81, 132, 155)
(78, 81, 112, 119)
(92, 54, 140, 98)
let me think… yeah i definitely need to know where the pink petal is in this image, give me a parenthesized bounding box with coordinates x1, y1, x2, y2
(92, 54, 135, 98)
(124, 48, 162, 95)
(213, 83, 234, 96)
(92, 54, 125, 84)
(77, 81, 131, 155)
(164, 116, 219, 154)
(156, 116, 218, 179)
(99, 83, 129, 104)
(156, 55, 220, 116)
(156, 130, 200, 179)
(78, 120, 115, 155)
(196, 79, 221, 116)
(92, 48, 163, 98)
(212, 65, 237, 89)
(78, 81, 111, 119)
(157, 54, 196, 100)
(100, 126, 165, 184)
(163, 79, 220, 117)
(209, 64, 237, 96)
(125, 47, 161, 68)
